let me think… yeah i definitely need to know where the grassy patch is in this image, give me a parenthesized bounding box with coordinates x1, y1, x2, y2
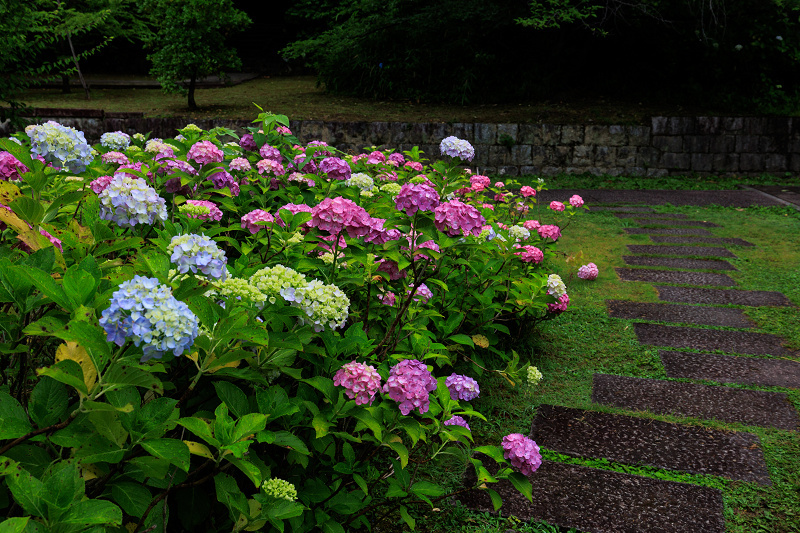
(520, 173, 800, 190)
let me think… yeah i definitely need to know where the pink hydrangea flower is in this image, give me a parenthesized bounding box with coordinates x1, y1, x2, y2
(364, 218, 401, 245)
(259, 144, 281, 162)
(482, 203, 495, 210)
(377, 259, 405, 280)
(382, 359, 437, 415)
(209, 169, 240, 196)
(520, 186, 536, 198)
(187, 141, 223, 165)
(547, 292, 570, 314)
(292, 153, 317, 174)
(537, 224, 561, 241)
(39, 228, 62, 252)
(229, 157, 251, 171)
(239, 134, 257, 151)
(395, 183, 441, 216)
(307, 140, 332, 157)
(445, 374, 480, 401)
(352, 153, 367, 163)
(578, 262, 599, 280)
(502, 434, 542, 476)
(434, 200, 486, 237)
(241, 209, 274, 234)
(101, 151, 129, 165)
(256, 158, 286, 176)
(513, 245, 544, 264)
(90, 175, 114, 194)
(569, 195, 584, 208)
(378, 171, 398, 182)
(549, 201, 565, 212)
(444, 415, 471, 431)
(470, 175, 491, 191)
(160, 158, 197, 176)
(404, 161, 423, 172)
(0, 152, 28, 181)
(116, 161, 144, 179)
(276, 125, 292, 135)
(367, 151, 386, 164)
(185, 200, 223, 222)
(408, 283, 433, 303)
(309, 197, 374, 238)
(494, 181, 504, 188)
(523, 219, 541, 231)
(288, 172, 315, 187)
(388, 152, 405, 164)
(403, 237, 440, 261)
(275, 203, 313, 228)
(319, 157, 352, 181)
(334, 361, 382, 406)
(380, 291, 397, 306)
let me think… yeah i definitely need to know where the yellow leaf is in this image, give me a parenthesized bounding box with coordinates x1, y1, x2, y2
(125, 523, 137, 533)
(0, 206, 30, 234)
(0, 181, 22, 205)
(185, 351, 199, 363)
(80, 463, 104, 481)
(55, 342, 97, 392)
(183, 440, 214, 459)
(472, 334, 489, 348)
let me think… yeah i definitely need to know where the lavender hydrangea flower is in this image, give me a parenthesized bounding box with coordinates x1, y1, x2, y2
(99, 275, 199, 361)
(334, 361, 382, 405)
(168, 234, 228, 280)
(502, 433, 542, 476)
(577, 262, 599, 280)
(98, 175, 167, 227)
(434, 200, 486, 237)
(208, 168, 240, 196)
(408, 283, 433, 303)
(382, 359, 437, 415)
(319, 157, 352, 181)
(439, 136, 475, 162)
(445, 373, 480, 401)
(444, 415, 471, 431)
(100, 131, 131, 151)
(187, 140, 224, 165)
(239, 134, 257, 151)
(395, 182, 440, 216)
(259, 144, 282, 162)
(26, 121, 93, 172)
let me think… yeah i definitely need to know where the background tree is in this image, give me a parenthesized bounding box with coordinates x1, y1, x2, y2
(140, 0, 252, 110)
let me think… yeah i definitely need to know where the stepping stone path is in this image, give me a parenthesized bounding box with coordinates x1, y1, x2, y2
(463, 204, 798, 532)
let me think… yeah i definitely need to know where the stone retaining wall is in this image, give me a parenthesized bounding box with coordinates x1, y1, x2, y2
(4, 111, 798, 177)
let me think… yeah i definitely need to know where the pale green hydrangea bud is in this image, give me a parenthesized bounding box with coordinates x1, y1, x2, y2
(261, 478, 297, 501)
(509, 225, 531, 241)
(212, 278, 267, 306)
(251, 265, 308, 305)
(346, 172, 374, 191)
(287, 231, 304, 245)
(133, 133, 146, 142)
(126, 145, 142, 154)
(527, 366, 542, 384)
(180, 123, 203, 135)
(410, 176, 427, 184)
(178, 203, 212, 217)
(379, 182, 402, 198)
(360, 190, 374, 198)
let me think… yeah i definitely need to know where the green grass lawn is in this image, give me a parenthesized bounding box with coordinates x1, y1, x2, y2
(405, 204, 800, 533)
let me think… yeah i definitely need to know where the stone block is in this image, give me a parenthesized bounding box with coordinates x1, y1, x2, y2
(497, 123, 518, 142)
(760, 135, 787, 153)
(554, 146, 571, 165)
(473, 146, 490, 166)
(367, 122, 391, 145)
(565, 167, 588, 175)
(790, 154, 800, 172)
(722, 117, 744, 132)
(790, 135, 800, 153)
(511, 145, 532, 165)
(647, 168, 669, 177)
(668, 117, 695, 135)
(585, 125, 611, 145)
(520, 165, 541, 175)
(481, 166, 497, 174)
(423, 123, 447, 144)
(542, 124, 561, 145)
(742, 117, 764, 135)
(605, 167, 624, 176)
(662, 152, 691, 170)
(390, 122, 412, 144)
(684, 135, 711, 153)
(497, 166, 519, 176)
(735, 135, 760, 153)
(595, 146, 616, 165)
(518, 124, 543, 145)
(489, 146, 512, 166)
(627, 125, 651, 146)
(628, 167, 647, 176)
(691, 153, 714, 172)
(636, 147, 661, 167)
(709, 135, 735, 153)
(541, 166, 561, 176)
(301, 120, 325, 142)
(608, 125, 627, 146)
(651, 116, 669, 135)
(713, 154, 739, 172)
(560, 125, 584, 145)
(616, 146, 637, 167)
(696, 117, 722, 135)
(530, 146, 547, 166)
(451, 123, 474, 142)
(572, 145, 594, 166)
(739, 153, 765, 171)
(653, 136, 683, 152)
(762, 117, 790, 135)
(474, 123, 497, 144)
(765, 154, 787, 172)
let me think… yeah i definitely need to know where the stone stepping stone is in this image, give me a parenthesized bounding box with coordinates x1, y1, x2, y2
(623, 255, 737, 271)
(459, 460, 725, 533)
(655, 286, 794, 307)
(589, 206, 655, 213)
(592, 374, 799, 431)
(615, 213, 688, 219)
(531, 404, 770, 484)
(660, 351, 800, 389)
(634, 323, 793, 357)
(634, 219, 720, 228)
(607, 301, 754, 328)
(626, 227, 715, 236)
(650, 236, 755, 247)
(616, 268, 736, 287)
(628, 244, 736, 258)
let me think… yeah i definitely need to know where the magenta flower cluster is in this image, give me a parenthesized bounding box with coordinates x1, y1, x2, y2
(275, 203, 313, 227)
(513, 245, 544, 264)
(319, 157, 351, 181)
(382, 359, 437, 415)
(444, 415, 471, 431)
(547, 292, 570, 314)
(0, 152, 29, 181)
(433, 200, 486, 237)
(502, 433, 542, 476)
(445, 374, 480, 401)
(577, 262, 599, 280)
(408, 283, 433, 303)
(241, 209, 275, 234)
(395, 183, 440, 216)
(309, 197, 381, 239)
(520, 186, 536, 198)
(187, 141, 224, 165)
(334, 361, 382, 405)
(537, 224, 561, 241)
(549, 201, 565, 212)
(569, 194, 584, 208)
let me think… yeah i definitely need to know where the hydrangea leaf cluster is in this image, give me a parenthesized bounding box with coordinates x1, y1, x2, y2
(334, 361, 382, 405)
(382, 359, 437, 415)
(99, 276, 199, 361)
(445, 373, 480, 401)
(26, 121, 93, 172)
(98, 175, 168, 228)
(168, 234, 228, 280)
(502, 433, 542, 476)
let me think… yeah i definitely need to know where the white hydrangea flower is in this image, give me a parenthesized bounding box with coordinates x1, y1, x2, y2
(546, 274, 566, 298)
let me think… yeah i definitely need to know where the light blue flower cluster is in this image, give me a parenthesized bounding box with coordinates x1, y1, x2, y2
(100, 131, 131, 151)
(98, 175, 168, 227)
(99, 276, 199, 361)
(26, 121, 94, 172)
(168, 234, 228, 280)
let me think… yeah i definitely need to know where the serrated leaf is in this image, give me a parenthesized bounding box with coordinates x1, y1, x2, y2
(141, 439, 190, 472)
(59, 499, 122, 526)
(28, 377, 69, 428)
(103, 365, 163, 394)
(184, 440, 214, 459)
(55, 342, 96, 392)
(111, 482, 151, 518)
(37, 360, 88, 396)
(507, 471, 533, 503)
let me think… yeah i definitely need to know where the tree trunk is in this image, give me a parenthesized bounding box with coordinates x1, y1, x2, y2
(66, 33, 90, 100)
(188, 75, 197, 109)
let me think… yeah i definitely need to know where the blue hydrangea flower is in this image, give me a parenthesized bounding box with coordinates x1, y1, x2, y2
(168, 234, 228, 281)
(98, 175, 168, 228)
(26, 121, 93, 173)
(100, 131, 131, 151)
(99, 276, 199, 361)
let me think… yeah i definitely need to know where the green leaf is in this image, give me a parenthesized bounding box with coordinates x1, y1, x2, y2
(37, 360, 88, 396)
(301, 376, 335, 402)
(311, 413, 333, 439)
(410, 480, 445, 498)
(485, 487, 503, 511)
(215, 472, 248, 518)
(28, 377, 68, 428)
(73, 435, 125, 465)
(59, 499, 122, 526)
(62, 267, 96, 309)
(399, 505, 416, 530)
(351, 408, 382, 440)
(87, 410, 129, 447)
(5, 464, 47, 518)
(94, 237, 143, 258)
(272, 431, 310, 455)
(507, 471, 534, 503)
(103, 365, 163, 394)
(111, 482, 151, 518)
(0, 517, 29, 533)
(213, 381, 249, 419)
(447, 334, 474, 347)
(232, 413, 268, 443)
(473, 445, 505, 464)
(225, 457, 261, 487)
(321, 522, 345, 533)
(22, 316, 66, 337)
(15, 266, 71, 310)
(52, 320, 111, 373)
(385, 440, 409, 468)
(42, 462, 82, 514)
(141, 439, 190, 472)
(10, 197, 44, 226)
(0, 392, 32, 439)
(177, 417, 219, 447)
